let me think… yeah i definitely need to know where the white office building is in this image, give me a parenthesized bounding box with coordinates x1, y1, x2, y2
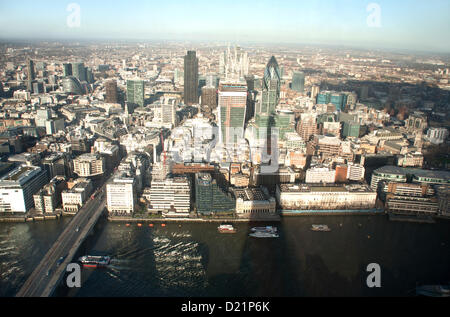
(106, 176, 136, 215)
(305, 167, 336, 184)
(148, 176, 191, 218)
(0, 165, 47, 213)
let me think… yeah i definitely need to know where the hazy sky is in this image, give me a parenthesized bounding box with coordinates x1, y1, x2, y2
(0, 0, 449, 52)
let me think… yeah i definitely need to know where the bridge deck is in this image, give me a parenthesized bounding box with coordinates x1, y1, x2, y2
(16, 191, 106, 297)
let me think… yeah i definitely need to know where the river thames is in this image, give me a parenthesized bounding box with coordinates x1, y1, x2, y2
(1, 215, 449, 297)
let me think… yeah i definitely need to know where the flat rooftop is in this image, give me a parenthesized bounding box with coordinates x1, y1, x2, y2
(280, 184, 373, 193)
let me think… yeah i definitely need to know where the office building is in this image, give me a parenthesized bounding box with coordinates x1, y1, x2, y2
(105, 80, 118, 104)
(406, 112, 427, 133)
(234, 187, 276, 217)
(291, 71, 305, 93)
(426, 128, 448, 145)
(127, 79, 145, 108)
(62, 76, 85, 95)
(201, 86, 217, 108)
(347, 163, 365, 181)
(72, 62, 87, 83)
(343, 121, 361, 138)
(370, 166, 408, 192)
(305, 166, 336, 184)
(184, 51, 199, 105)
(63, 63, 72, 77)
(218, 80, 248, 145)
(276, 184, 377, 210)
(33, 177, 67, 214)
(297, 113, 318, 142)
(0, 166, 48, 213)
(73, 154, 105, 177)
(195, 173, 235, 215)
(62, 178, 93, 213)
(258, 56, 281, 116)
(147, 176, 191, 218)
(107, 176, 136, 215)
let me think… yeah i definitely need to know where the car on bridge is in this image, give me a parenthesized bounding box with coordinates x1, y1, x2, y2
(57, 255, 67, 266)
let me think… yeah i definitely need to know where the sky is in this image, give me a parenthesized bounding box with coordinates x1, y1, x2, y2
(0, 0, 449, 53)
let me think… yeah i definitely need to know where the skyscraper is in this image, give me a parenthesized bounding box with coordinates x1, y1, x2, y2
(105, 80, 118, 104)
(127, 79, 145, 108)
(258, 56, 281, 116)
(27, 59, 35, 92)
(72, 62, 87, 83)
(218, 80, 248, 145)
(62, 76, 85, 95)
(291, 71, 305, 93)
(184, 51, 199, 105)
(63, 63, 72, 77)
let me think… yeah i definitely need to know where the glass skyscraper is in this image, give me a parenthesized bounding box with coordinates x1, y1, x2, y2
(184, 51, 199, 105)
(127, 79, 145, 108)
(72, 62, 87, 83)
(258, 56, 281, 116)
(218, 80, 248, 145)
(291, 71, 305, 93)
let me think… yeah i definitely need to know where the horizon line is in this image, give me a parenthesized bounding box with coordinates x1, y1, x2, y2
(1, 37, 450, 57)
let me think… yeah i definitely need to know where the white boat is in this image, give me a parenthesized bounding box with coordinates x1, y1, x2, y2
(251, 226, 277, 233)
(249, 231, 279, 238)
(311, 225, 331, 232)
(218, 224, 237, 234)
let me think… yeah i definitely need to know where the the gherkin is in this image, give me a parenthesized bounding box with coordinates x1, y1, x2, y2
(259, 56, 281, 116)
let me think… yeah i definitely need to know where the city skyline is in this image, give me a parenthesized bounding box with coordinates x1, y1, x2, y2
(0, 1, 449, 53)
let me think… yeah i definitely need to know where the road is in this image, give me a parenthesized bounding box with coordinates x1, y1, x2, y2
(16, 187, 107, 297)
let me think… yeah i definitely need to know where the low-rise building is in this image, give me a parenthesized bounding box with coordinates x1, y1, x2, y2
(277, 184, 377, 210)
(61, 178, 93, 213)
(233, 187, 276, 218)
(305, 166, 336, 184)
(33, 177, 67, 214)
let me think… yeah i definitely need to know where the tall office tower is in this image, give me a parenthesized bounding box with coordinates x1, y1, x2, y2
(311, 85, 320, 99)
(86, 67, 94, 84)
(162, 103, 177, 126)
(258, 56, 281, 116)
(184, 51, 199, 105)
(218, 80, 248, 145)
(297, 113, 318, 142)
(63, 63, 72, 77)
(126, 79, 145, 108)
(360, 85, 369, 99)
(72, 62, 87, 83)
(27, 59, 35, 92)
(291, 71, 305, 93)
(105, 80, 118, 103)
